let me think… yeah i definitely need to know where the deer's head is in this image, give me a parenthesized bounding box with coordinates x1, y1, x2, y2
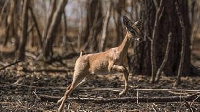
(123, 16, 142, 41)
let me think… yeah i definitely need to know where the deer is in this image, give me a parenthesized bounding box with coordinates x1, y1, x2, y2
(57, 16, 142, 112)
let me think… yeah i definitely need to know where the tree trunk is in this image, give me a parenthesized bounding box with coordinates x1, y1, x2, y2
(42, 0, 57, 41)
(131, 0, 191, 78)
(16, 0, 29, 61)
(82, 0, 103, 52)
(173, 1, 187, 86)
(39, 0, 68, 60)
(29, 6, 42, 48)
(99, 1, 112, 52)
(150, 0, 164, 83)
(3, 0, 16, 46)
(113, 0, 126, 47)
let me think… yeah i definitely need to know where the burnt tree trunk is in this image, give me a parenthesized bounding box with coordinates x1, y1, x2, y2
(113, 0, 126, 47)
(16, 0, 29, 61)
(3, 0, 16, 46)
(42, 0, 57, 42)
(39, 0, 68, 61)
(131, 0, 191, 77)
(99, 1, 112, 52)
(82, 0, 103, 52)
(29, 6, 42, 48)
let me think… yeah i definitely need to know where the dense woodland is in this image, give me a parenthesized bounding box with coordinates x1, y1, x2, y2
(0, 0, 200, 111)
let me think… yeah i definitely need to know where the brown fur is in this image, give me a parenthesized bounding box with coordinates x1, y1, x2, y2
(57, 17, 141, 112)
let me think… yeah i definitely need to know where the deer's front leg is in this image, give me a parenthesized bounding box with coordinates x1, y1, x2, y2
(108, 62, 129, 96)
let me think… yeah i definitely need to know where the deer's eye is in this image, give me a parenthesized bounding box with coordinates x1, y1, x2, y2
(130, 29, 137, 36)
(131, 31, 136, 35)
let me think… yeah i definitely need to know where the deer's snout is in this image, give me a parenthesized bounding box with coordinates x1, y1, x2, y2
(135, 37, 142, 41)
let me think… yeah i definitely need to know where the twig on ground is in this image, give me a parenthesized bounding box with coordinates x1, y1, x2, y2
(152, 103, 159, 112)
(184, 101, 193, 112)
(22, 68, 73, 73)
(1, 82, 200, 94)
(0, 60, 22, 71)
(37, 93, 200, 103)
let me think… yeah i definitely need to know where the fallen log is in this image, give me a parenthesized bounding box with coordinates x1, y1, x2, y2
(37, 93, 200, 103)
(1, 82, 200, 94)
(22, 68, 73, 73)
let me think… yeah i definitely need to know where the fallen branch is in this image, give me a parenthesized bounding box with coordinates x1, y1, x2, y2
(174, 1, 186, 86)
(1, 82, 200, 93)
(0, 60, 22, 71)
(0, 82, 66, 91)
(37, 93, 200, 103)
(46, 52, 80, 64)
(22, 68, 73, 73)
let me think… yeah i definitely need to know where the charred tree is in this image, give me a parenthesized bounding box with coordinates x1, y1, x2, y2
(113, 0, 126, 47)
(174, 1, 187, 86)
(82, 0, 103, 52)
(131, 0, 191, 78)
(38, 0, 68, 61)
(99, 1, 112, 52)
(28, 6, 42, 48)
(42, 0, 57, 42)
(3, 0, 16, 46)
(150, 0, 164, 83)
(16, 0, 29, 61)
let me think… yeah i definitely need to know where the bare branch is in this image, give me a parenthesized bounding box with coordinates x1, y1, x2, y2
(99, 1, 112, 51)
(153, 0, 158, 9)
(38, 93, 200, 103)
(174, 1, 186, 86)
(0, 60, 22, 71)
(0, 0, 9, 19)
(146, 35, 153, 42)
(155, 32, 172, 82)
(159, 0, 164, 7)
(150, 0, 164, 83)
(29, 7, 43, 48)
(159, 7, 164, 20)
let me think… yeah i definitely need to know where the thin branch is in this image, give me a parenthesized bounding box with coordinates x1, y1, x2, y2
(184, 101, 193, 112)
(27, 23, 35, 34)
(174, 1, 186, 87)
(29, 7, 43, 48)
(0, 60, 22, 71)
(146, 35, 153, 42)
(0, 0, 9, 19)
(1, 83, 200, 93)
(42, 0, 56, 41)
(150, 0, 164, 83)
(159, 7, 165, 20)
(99, 1, 112, 51)
(153, 0, 158, 9)
(155, 32, 172, 82)
(23, 68, 72, 73)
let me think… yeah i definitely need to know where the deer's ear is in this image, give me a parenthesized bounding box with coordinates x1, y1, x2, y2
(133, 20, 142, 28)
(123, 16, 133, 27)
(126, 25, 137, 36)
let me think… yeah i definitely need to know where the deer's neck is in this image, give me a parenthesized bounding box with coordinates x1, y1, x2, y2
(118, 34, 131, 56)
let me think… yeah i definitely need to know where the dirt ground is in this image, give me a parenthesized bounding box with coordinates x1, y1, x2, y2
(0, 35, 200, 112)
(0, 59, 200, 112)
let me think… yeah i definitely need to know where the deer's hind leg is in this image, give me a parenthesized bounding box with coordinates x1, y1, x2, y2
(58, 72, 87, 112)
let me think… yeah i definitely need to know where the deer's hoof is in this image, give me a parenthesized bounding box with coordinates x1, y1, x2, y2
(119, 90, 126, 96)
(57, 97, 63, 105)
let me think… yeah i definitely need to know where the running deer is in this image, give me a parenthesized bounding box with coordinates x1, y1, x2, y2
(58, 16, 142, 112)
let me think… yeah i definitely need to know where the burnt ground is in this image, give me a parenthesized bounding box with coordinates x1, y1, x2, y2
(0, 59, 200, 112)
(0, 35, 200, 112)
